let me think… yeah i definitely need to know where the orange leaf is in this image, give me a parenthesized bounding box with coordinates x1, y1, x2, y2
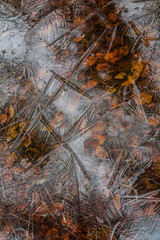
(137, 92, 152, 105)
(96, 52, 104, 59)
(93, 134, 106, 144)
(7, 125, 18, 135)
(46, 228, 59, 239)
(9, 105, 14, 119)
(96, 62, 109, 71)
(6, 152, 16, 167)
(96, 146, 108, 158)
(131, 60, 143, 74)
(148, 116, 160, 127)
(74, 35, 84, 42)
(7, 131, 18, 142)
(104, 52, 117, 64)
(113, 194, 121, 211)
(23, 138, 31, 148)
(82, 80, 97, 90)
(86, 56, 98, 66)
(61, 233, 70, 240)
(74, 17, 84, 25)
(54, 202, 64, 211)
(61, 214, 72, 226)
(0, 113, 8, 123)
(108, 12, 117, 22)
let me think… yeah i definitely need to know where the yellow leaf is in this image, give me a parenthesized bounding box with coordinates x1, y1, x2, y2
(128, 75, 135, 84)
(7, 125, 18, 135)
(107, 87, 117, 95)
(115, 72, 127, 79)
(7, 131, 18, 142)
(9, 105, 14, 119)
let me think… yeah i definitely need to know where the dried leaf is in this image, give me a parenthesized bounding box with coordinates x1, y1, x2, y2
(82, 80, 97, 90)
(62, 214, 72, 226)
(113, 194, 121, 211)
(27, 147, 40, 155)
(23, 138, 31, 148)
(46, 228, 59, 239)
(96, 62, 109, 71)
(9, 105, 14, 119)
(0, 113, 8, 123)
(54, 202, 64, 211)
(61, 233, 70, 240)
(148, 116, 160, 126)
(7, 125, 18, 135)
(7, 131, 18, 142)
(137, 92, 153, 105)
(86, 56, 98, 66)
(108, 12, 117, 23)
(6, 152, 16, 167)
(74, 17, 84, 25)
(74, 35, 84, 42)
(115, 72, 127, 79)
(96, 146, 108, 158)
